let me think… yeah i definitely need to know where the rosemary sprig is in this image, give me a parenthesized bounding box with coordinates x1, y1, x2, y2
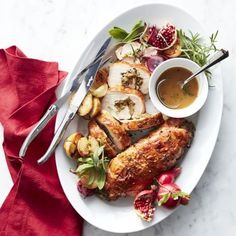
(178, 29, 219, 79)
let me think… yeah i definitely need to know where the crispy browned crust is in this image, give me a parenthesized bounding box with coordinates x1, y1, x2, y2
(96, 110, 131, 151)
(88, 120, 118, 158)
(104, 118, 194, 200)
(121, 113, 164, 131)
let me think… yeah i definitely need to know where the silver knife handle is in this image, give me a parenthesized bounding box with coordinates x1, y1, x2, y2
(37, 110, 76, 164)
(19, 104, 58, 158)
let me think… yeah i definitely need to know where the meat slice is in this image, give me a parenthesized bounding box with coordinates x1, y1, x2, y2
(121, 113, 164, 131)
(104, 118, 194, 200)
(101, 86, 145, 120)
(115, 42, 144, 61)
(108, 61, 150, 94)
(88, 120, 118, 158)
(96, 110, 131, 152)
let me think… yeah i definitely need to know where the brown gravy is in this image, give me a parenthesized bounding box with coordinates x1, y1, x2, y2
(156, 67, 199, 109)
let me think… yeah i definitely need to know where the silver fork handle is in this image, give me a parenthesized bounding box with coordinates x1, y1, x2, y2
(19, 104, 58, 158)
(19, 90, 72, 158)
(37, 109, 76, 164)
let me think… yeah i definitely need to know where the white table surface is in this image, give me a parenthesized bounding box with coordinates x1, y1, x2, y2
(0, 0, 236, 235)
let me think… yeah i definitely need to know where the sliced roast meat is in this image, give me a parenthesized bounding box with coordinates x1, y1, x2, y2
(108, 61, 150, 94)
(121, 113, 164, 131)
(96, 110, 131, 152)
(104, 118, 194, 200)
(88, 120, 118, 158)
(101, 86, 145, 120)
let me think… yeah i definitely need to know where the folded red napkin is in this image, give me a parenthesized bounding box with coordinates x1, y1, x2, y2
(0, 46, 83, 236)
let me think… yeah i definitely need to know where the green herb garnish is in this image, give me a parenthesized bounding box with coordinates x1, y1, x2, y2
(158, 192, 171, 206)
(109, 20, 145, 42)
(76, 146, 109, 190)
(108, 27, 128, 40)
(178, 29, 219, 79)
(158, 191, 190, 206)
(183, 84, 193, 96)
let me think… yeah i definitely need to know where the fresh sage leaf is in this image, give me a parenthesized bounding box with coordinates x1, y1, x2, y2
(109, 27, 128, 40)
(109, 21, 145, 43)
(92, 150, 99, 166)
(131, 20, 143, 31)
(123, 25, 145, 42)
(88, 169, 96, 185)
(97, 169, 106, 190)
(78, 157, 93, 164)
(76, 163, 94, 173)
(96, 146, 104, 157)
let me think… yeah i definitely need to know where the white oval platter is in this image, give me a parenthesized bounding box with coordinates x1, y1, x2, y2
(55, 3, 223, 233)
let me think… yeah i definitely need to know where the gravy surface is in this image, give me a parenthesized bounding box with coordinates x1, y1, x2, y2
(157, 67, 198, 109)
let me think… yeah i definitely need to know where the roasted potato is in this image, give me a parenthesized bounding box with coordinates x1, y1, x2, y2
(90, 97, 101, 117)
(91, 83, 108, 98)
(88, 136, 99, 153)
(78, 92, 93, 116)
(77, 137, 90, 157)
(77, 136, 100, 157)
(64, 132, 83, 159)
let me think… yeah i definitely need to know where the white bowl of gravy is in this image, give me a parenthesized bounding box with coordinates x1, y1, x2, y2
(149, 58, 208, 118)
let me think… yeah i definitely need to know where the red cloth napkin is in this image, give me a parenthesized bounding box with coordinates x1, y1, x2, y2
(0, 46, 83, 236)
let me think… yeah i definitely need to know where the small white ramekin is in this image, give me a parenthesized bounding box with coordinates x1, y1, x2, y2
(149, 58, 208, 118)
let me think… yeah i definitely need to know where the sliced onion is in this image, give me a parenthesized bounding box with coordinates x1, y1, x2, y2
(146, 55, 164, 72)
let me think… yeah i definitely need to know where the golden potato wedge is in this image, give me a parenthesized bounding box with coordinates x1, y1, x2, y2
(64, 142, 77, 158)
(78, 92, 93, 116)
(77, 135, 100, 157)
(77, 137, 90, 157)
(89, 97, 101, 118)
(91, 83, 108, 98)
(66, 132, 83, 143)
(64, 132, 83, 159)
(88, 136, 99, 154)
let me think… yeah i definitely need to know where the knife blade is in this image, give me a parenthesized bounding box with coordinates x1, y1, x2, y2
(69, 37, 111, 93)
(37, 40, 110, 164)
